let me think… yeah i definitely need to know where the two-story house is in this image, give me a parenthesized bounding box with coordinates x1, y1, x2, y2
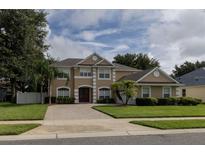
(51, 53, 181, 103)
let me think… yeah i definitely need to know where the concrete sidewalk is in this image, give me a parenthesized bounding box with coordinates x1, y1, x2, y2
(2, 127, 205, 141)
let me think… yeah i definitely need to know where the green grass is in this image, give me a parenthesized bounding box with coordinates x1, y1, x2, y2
(93, 105, 205, 118)
(130, 120, 205, 129)
(0, 124, 40, 135)
(0, 102, 48, 120)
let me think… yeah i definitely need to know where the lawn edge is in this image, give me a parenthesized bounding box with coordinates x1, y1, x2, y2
(92, 105, 205, 119)
(92, 106, 118, 118)
(0, 123, 41, 135)
(130, 120, 205, 130)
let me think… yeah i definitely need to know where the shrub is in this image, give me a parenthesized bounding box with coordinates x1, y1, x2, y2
(158, 97, 180, 105)
(136, 97, 158, 106)
(97, 98, 115, 104)
(44, 97, 56, 104)
(56, 96, 75, 104)
(179, 97, 202, 106)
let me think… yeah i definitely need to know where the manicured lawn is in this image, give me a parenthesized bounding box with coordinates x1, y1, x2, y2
(93, 105, 205, 118)
(130, 120, 205, 129)
(0, 102, 48, 120)
(0, 124, 40, 135)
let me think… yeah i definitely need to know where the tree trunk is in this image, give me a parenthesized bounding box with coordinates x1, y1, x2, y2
(48, 80, 52, 105)
(11, 79, 16, 103)
(40, 83, 43, 104)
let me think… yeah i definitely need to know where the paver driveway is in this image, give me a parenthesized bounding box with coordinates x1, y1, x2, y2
(45, 104, 110, 120)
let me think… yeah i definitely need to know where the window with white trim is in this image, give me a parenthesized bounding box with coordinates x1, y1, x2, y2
(99, 88, 110, 99)
(57, 88, 69, 97)
(98, 68, 110, 79)
(142, 86, 150, 98)
(163, 87, 171, 98)
(80, 68, 92, 77)
(57, 68, 69, 79)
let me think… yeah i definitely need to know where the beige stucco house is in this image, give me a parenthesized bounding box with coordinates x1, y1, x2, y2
(51, 53, 181, 103)
(177, 67, 205, 102)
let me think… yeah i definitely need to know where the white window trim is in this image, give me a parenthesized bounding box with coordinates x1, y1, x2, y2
(141, 86, 151, 98)
(98, 68, 111, 80)
(98, 87, 112, 99)
(79, 68, 92, 77)
(74, 76, 92, 79)
(162, 86, 172, 98)
(56, 68, 70, 80)
(56, 86, 70, 97)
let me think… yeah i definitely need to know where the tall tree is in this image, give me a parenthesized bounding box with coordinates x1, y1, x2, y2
(0, 10, 48, 102)
(172, 61, 205, 77)
(113, 53, 160, 70)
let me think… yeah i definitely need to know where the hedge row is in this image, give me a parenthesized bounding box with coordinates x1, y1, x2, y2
(136, 97, 202, 106)
(45, 96, 75, 104)
(97, 98, 115, 104)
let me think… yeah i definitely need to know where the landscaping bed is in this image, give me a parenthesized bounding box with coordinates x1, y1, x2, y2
(0, 124, 40, 135)
(130, 119, 205, 129)
(93, 105, 205, 118)
(0, 103, 48, 120)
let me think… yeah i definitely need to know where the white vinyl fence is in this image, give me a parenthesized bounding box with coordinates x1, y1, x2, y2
(16, 91, 47, 104)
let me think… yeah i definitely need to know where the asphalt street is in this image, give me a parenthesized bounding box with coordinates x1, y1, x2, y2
(1, 132, 205, 145)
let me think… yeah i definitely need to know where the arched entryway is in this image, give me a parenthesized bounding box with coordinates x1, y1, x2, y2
(78, 85, 92, 103)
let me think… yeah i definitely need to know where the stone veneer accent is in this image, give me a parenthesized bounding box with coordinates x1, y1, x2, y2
(92, 68, 97, 103)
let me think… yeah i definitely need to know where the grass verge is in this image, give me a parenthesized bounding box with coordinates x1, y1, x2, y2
(130, 119, 205, 129)
(0, 102, 48, 120)
(0, 124, 40, 135)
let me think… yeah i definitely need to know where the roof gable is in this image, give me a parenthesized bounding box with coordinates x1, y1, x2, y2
(96, 59, 113, 66)
(77, 53, 113, 66)
(121, 67, 179, 84)
(138, 68, 179, 84)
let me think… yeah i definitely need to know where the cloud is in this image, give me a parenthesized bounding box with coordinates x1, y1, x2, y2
(48, 35, 93, 59)
(78, 29, 120, 41)
(148, 10, 205, 73)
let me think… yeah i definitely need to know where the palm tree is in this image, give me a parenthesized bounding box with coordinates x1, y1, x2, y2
(35, 59, 58, 104)
(112, 80, 139, 105)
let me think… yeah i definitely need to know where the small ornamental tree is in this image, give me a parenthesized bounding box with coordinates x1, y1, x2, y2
(112, 80, 138, 105)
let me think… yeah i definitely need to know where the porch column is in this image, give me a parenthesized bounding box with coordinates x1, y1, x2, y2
(112, 68, 116, 82)
(92, 68, 97, 103)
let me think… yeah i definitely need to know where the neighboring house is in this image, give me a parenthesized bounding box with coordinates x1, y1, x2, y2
(177, 67, 205, 101)
(51, 53, 181, 103)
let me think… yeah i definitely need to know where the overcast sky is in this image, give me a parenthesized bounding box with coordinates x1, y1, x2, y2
(46, 10, 205, 73)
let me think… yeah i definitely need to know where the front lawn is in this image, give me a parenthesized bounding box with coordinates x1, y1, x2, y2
(130, 120, 205, 129)
(0, 124, 40, 135)
(93, 105, 205, 118)
(0, 103, 48, 120)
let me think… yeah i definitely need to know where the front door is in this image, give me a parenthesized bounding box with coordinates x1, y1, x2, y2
(79, 88, 90, 102)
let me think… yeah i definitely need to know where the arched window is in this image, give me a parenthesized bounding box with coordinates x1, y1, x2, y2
(57, 87, 70, 97)
(99, 88, 110, 99)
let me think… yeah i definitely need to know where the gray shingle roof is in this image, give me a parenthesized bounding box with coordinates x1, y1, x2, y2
(113, 63, 140, 71)
(119, 68, 153, 81)
(177, 67, 205, 86)
(52, 58, 83, 67)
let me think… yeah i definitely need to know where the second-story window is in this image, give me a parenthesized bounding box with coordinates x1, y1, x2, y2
(80, 68, 92, 77)
(98, 68, 110, 79)
(57, 68, 69, 79)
